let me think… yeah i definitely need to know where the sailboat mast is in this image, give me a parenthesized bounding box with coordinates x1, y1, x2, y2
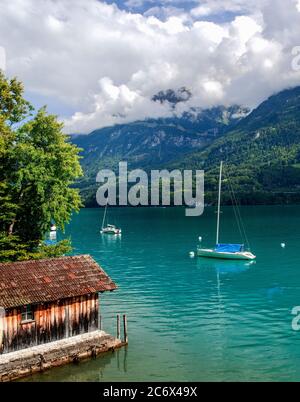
(216, 161, 223, 245)
(101, 203, 108, 230)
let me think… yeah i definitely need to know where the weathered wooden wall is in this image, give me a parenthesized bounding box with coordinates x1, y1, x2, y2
(0, 293, 99, 354)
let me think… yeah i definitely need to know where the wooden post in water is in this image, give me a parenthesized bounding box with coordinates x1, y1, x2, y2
(99, 314, 102, 331)
(123, 314, 128, 344)
(117, 314, 120, 339)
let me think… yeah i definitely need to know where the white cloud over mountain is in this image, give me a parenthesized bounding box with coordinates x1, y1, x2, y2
(0, 0, 300, 133)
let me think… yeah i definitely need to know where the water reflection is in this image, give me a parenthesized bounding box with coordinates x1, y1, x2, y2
(100, 233, 122, 246)
(20, 347, 128, 382)
(117, 345, 128, 373)
(196, 258, 254, 276)
(196, 258, 253, 313)
(96, 348, 128, 381)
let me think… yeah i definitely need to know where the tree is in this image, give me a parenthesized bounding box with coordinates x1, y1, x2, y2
(0, 72, 83, 261)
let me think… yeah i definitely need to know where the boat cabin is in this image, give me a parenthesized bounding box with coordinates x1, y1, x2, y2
(0, 255, 116, 354)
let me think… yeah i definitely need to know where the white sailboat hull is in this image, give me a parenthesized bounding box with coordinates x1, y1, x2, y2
(197, 248, 256, 261)
(100, 227, 122, 235)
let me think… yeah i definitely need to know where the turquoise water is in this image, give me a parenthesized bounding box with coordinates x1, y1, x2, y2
(26, 206, 300, 382)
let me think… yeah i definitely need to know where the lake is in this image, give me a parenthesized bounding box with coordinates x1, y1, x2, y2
(25, 206, 300, 382)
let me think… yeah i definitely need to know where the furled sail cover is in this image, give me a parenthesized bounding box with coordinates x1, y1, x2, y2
(215, 244, 244, 253)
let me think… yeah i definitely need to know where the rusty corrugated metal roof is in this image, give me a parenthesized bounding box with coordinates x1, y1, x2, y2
(0, 255, 117, 309)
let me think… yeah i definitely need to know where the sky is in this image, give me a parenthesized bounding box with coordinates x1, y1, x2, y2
(0, 0, 300, 133)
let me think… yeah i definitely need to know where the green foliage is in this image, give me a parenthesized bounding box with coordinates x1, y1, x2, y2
(28, 239, 73, 261)
(0, 232, 28, 262)
(0, 71, 33, 125)
(0, 73, 83, 262)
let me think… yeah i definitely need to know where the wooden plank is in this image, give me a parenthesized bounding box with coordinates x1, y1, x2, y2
(123, 314, 128, 344)
(117, 314, 120, 339)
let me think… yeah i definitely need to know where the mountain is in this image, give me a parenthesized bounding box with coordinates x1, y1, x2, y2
(72, 86, 300, 206)
(173, 86, 300, 204)
(72, 105, 247, 205)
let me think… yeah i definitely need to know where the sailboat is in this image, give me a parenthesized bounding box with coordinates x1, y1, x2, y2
(100, 203, 122, 235)
(197, 161, 256, 261)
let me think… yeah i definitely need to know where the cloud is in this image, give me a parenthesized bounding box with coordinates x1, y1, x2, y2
(0, 0, 300, 133)
(67, 76, 173, 129)
(191, 0, 267, 17)
(143, 6, 186, 19)
(124, 0, 145, 7)
(124, 0, 197, 10)
(0, 46, 6, 71)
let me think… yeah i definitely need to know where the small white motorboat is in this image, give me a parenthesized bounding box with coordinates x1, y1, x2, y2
(197, 161, 256, 261)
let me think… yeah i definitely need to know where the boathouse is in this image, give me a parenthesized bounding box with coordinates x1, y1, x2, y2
(0, 255, 117, 354)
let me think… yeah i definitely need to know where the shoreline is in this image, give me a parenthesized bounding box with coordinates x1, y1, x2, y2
(0, 330, 127, 382)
